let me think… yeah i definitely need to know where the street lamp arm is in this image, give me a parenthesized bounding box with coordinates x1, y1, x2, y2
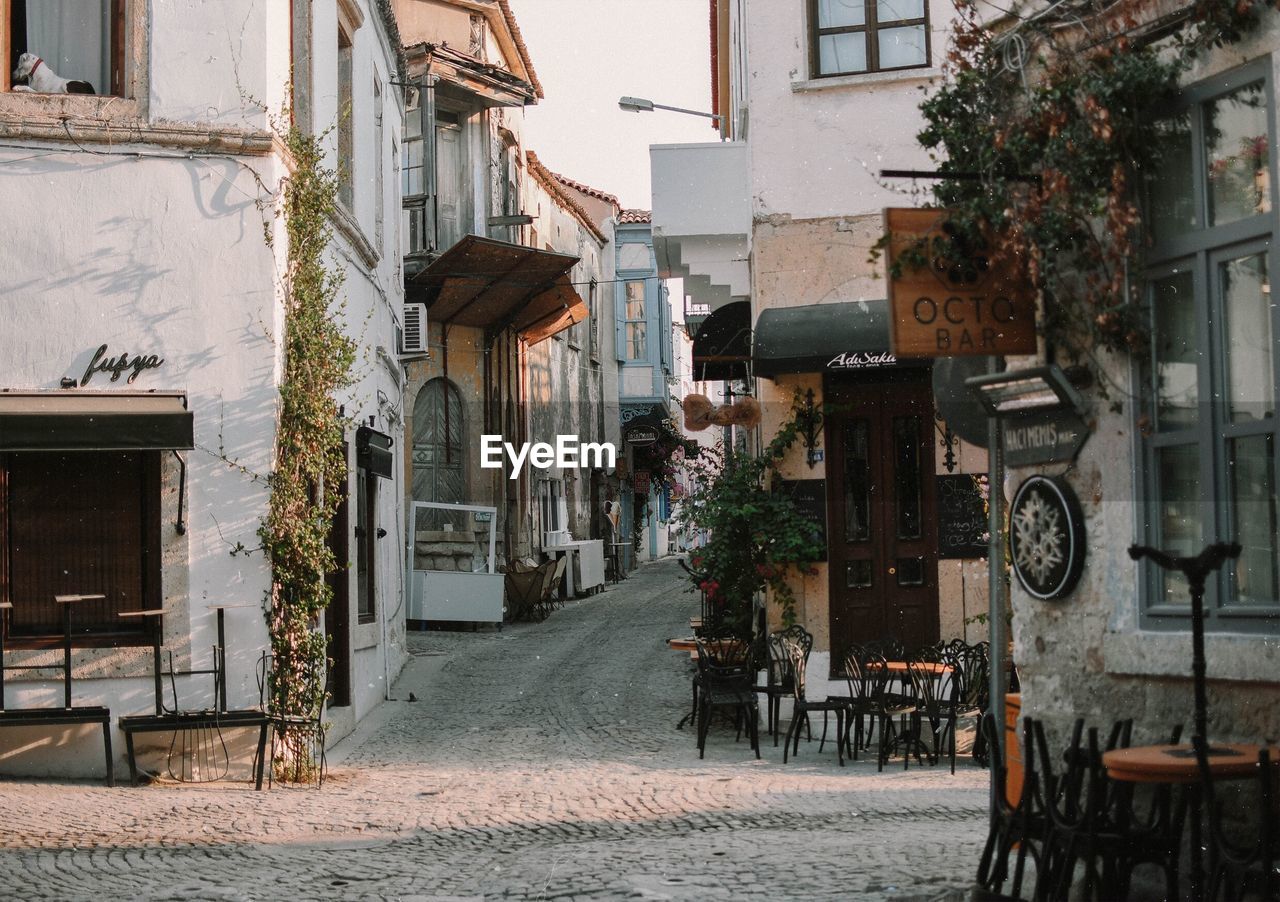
(618, 95, 722, 124)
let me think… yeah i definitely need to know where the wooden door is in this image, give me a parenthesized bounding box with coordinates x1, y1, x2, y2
(826, 370, 939, 660)
(325, 446, 351, 708)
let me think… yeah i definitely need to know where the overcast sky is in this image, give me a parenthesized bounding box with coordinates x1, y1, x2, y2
(509, 0, 718, 210)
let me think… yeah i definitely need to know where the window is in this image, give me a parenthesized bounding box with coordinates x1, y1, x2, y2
(539, 479, 566, 547)
(623, 280, 647, 360)
(373, 76, 384, 248)
(3, 0, 125, 95)
(1139, 59, 1277, 631)
(336, 25, 354, 210)
(809, 0, 929, 77)
(356, 466, 377, 623)
(588, 279, 599, 360)
(1, 451, 159, 647)
(413, 379, 465, 530)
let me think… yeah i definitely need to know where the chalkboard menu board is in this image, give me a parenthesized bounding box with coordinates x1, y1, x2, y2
(778, 479, 827, 562)
(936, 474, 989, 559)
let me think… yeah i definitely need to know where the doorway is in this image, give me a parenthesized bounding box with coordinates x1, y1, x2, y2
(325, 444, 351, 708)
(825, 369, 939, 661)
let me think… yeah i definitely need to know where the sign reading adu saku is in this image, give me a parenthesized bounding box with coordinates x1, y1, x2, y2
(884, 208, 1038, 358)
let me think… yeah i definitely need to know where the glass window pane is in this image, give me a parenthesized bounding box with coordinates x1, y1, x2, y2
(1206, 81, 1271, 226)
(1222, 253, 1274, 423)
(627, 323, 647, 359)
(1147, 111, 1197, 240)
(1155, 444, 1203, 605)
(1229, 434, 1278, 607)
(877, 25, 928, 69)
(819, 32, 867, 76)
(893, 416, 923, 540)
(1152, 270, 1199, 431)
(896, 557, 925, 586)
(844, 419, 871, 542)
(625, 281, 646, 319)
(846, 560, 873, 588)
(818, 0, 865, 28)
(876, 0, 924, 21)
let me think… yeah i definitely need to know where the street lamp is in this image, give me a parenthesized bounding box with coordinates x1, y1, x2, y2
(618, 95, 722, 125)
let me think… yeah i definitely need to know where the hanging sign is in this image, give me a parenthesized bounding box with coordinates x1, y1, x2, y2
(884, 208, 1038, 358)
(633, 469, 651, 494)
(1009, 474, 1086, 600)
(626, 425, 658, 446)
(1002, 409, 1089, 467)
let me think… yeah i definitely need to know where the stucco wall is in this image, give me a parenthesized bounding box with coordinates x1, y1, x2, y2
(0, 0, 407, 775)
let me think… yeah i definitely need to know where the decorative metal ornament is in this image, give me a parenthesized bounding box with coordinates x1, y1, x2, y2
(1009, 474, 1086, 600)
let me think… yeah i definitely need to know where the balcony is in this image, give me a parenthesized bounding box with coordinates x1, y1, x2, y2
(650, 141, 750, 315)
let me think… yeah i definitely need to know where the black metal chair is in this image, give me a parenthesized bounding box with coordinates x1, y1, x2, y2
(843, 648, 916, 771)
(693, 638, 759, 760)
(258, 651, 328, 787)
(754, 625, 810, 747)
(1196, 737, 1279, 901)
(908, 653, 962, 771)
(780, 630, 844, 766)
(975, 714, 1046, 901)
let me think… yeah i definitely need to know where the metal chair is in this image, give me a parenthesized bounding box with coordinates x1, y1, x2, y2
(780, 629, 844, 766)
(693, 638, 760, 760)
(1196, 737, 1278, 901)
(257, 650, 328, 787)
(754, 625, 810, 746)
(975, 714, 1047, 901)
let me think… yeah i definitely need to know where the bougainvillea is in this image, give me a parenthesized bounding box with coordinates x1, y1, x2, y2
(677, 393, 823, 639)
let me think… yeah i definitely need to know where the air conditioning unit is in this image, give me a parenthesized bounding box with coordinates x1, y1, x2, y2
(401, 303, 428, 355)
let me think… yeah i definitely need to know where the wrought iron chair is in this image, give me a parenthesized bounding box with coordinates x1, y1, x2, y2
(257, 651, 328, 787)
(975, 714, 1047, 901)
(1196, 736, 1278, 901)
(907, 653, 962, 771)
(754, 625, 810, 747)
(844, 648, 916, 771)
(780, 630, 844, 766)
(693, 638, 760, 760)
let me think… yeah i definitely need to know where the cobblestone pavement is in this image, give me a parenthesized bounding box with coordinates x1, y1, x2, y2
(0, 558, 989, 901)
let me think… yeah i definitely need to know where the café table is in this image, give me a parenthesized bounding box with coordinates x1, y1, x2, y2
(1103, 741, 1277, 901)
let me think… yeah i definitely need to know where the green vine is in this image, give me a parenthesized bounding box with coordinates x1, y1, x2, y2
(677, 392, 823, 638)
(259, 120, 355, 780)
(883, 0, 1275, 394)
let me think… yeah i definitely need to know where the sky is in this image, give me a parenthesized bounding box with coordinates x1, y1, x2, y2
(508, 0, 717, 211)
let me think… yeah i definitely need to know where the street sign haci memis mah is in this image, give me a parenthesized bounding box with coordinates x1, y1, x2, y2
(885, 208, 1038, 358)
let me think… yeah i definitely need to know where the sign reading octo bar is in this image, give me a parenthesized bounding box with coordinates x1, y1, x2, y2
(481, 436, 616, 478)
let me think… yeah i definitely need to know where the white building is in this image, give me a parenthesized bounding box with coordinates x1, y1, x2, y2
(0, 0, 407, 778)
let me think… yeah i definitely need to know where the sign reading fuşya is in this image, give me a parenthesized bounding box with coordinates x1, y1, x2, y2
(79, 344, 165, 386)
(884, 208, 1038, 358)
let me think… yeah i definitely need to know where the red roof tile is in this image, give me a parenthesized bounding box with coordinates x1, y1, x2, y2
(618, 209, 651, 224)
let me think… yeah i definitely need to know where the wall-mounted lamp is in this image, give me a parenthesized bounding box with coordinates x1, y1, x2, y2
(966, 364, 1086, 417)
(797, 388, 823, 469)
(618, 95, 723, 125)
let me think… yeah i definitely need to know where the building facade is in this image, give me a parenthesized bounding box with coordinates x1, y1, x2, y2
(652, 0, 984, 694)
(0, 0, 408, 777)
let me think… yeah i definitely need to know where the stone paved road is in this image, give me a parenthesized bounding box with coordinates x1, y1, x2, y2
(0, 558, 988, 901)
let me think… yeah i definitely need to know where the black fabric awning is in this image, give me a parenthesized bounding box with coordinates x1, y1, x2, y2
(753, 300, 912, 377)
(692, 301, 750, 382)
(408, 235, 588, 345)
(0, 392, 194, 451)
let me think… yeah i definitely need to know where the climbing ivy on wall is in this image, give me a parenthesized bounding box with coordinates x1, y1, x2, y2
(259, 122, 356, 779)
(895, 0, 1276, 392)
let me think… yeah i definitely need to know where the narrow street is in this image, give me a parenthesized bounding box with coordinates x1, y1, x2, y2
(0, 559, 987, 901)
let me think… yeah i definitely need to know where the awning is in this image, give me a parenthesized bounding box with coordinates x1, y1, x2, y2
(753, 300, 914, 377)
(691, 301, 750, 382)
(0, 392, 194, 451)
(409, 235, 588, 345)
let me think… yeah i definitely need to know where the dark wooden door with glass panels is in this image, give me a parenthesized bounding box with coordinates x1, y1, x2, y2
(825, 371, 939, 660)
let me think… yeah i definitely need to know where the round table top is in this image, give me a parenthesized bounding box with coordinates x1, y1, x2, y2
(1103, 742, 1276, 784)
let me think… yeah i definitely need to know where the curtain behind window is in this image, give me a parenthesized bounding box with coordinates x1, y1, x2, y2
(24, 0, 111, 92)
